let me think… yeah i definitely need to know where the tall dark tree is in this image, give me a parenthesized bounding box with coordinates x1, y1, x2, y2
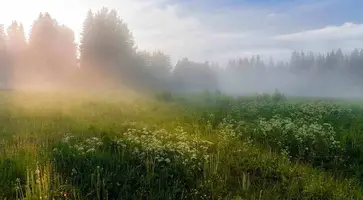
(149, 51, 172, 79)
(27, 12, 78, 88)
(79, 7, 137, 89)
(79, 10, 94, 69)
(28, 12, 60, 84)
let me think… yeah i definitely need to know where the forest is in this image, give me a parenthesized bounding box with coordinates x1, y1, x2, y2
(0, 7, 363, 98)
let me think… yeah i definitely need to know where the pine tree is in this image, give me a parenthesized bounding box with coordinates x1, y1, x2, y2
(79, 7, 137, 88)
(5, 21, 28, 87)
(28, 12, 64, 85)
(0, 25, 9, 88)
(150, 51, 172, 78)
(7, 21, 27, 56)
(56, 25, 76, 65)
(79, 10, 94, 68)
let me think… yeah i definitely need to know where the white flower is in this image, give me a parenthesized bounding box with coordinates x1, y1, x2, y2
(71, 168, 77, 175)
(87, 148, 95, 153)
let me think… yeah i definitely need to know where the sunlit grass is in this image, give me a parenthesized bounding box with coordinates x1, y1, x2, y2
(0, 91, 361, 199)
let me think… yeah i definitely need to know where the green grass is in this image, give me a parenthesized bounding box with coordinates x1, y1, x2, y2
(0, 91, 362, 199)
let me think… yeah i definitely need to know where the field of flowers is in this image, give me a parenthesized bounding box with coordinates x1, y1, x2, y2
(0, 91, 363, 199)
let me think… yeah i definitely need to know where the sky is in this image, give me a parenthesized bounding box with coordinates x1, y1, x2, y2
(0, 0, 362, 65)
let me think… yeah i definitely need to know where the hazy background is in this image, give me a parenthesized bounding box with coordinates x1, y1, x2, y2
(0, 0, 362, 97)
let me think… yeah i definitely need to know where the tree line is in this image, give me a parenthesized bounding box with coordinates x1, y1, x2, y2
(0, 7, 363, 97)
(220, 49, 363, 97)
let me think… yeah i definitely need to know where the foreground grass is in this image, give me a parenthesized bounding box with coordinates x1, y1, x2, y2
(0, 91, 361, 199)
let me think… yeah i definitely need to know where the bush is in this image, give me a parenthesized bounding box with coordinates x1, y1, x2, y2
(272, 89, 286, 102)
(155, 91, 173, 102)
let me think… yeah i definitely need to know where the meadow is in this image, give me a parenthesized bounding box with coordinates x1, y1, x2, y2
(1, 90, 363, 199)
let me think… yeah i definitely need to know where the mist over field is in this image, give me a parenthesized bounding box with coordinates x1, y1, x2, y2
(217, 58, 363, 98)
(0, 2, 362, 99)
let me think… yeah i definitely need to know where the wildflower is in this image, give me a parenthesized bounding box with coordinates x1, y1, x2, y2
(87, 148, 95, 153)
(71, 168, 77, 175)
(77, 146, 84, 152)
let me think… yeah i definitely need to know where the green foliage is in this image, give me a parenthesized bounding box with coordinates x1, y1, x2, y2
(255, 90, 286, 103)
(251, 117, 341, 164)
(0, 92, 362, 199)
(0, 158, 25, 198)
(272, 89, 287, 102)
(191, 93, 363, 185)
(50, 125, 362, 200)
(52, 128, 211, 199)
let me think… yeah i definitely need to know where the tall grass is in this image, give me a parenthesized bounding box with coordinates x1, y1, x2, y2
(0, 91, 361, 199)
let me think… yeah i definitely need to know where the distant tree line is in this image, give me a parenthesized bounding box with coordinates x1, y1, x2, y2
(0, 7, 363, 97)
(220, 49, 363, 97)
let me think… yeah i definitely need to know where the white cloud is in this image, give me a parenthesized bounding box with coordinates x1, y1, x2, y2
(117, 0, 284, 64)
(272, 22, 363, 54)
(267, 13, 277, 18)
(0, 0, 361, 65)
(274, 23, 363, 42)
(117, 0, 363, 64)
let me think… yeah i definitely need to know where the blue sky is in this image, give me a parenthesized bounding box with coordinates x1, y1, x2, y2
(173, 0, 363, 31)
(143, 0, 363, 64)
(0, 0, 362, 65)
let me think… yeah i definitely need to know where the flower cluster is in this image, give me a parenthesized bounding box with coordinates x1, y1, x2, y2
(56, 134, 103, 155)
(57, 125, 215, 170)
(254, 115, 341, 161)
(116, 126, 214, 169)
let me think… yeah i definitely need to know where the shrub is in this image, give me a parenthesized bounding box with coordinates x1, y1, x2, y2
(272, 89, 286, 102)
(155, 91, 173, 102)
